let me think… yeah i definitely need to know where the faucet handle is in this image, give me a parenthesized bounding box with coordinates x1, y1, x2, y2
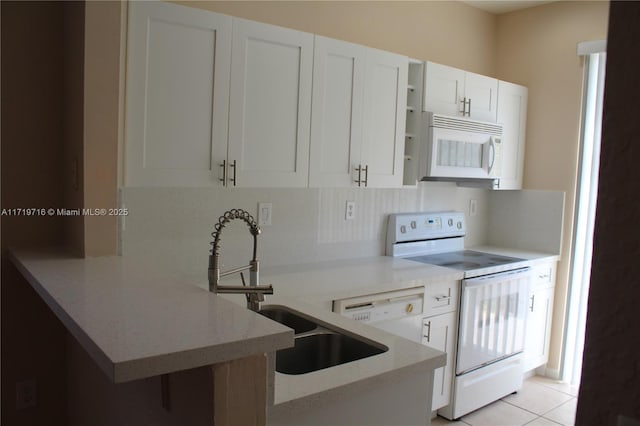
(240, 273, 251, 304)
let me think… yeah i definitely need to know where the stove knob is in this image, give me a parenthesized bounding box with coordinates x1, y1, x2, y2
(410, 221, 417, 229)
(400, 225, 407, 234)
(405, 303, 414, 313)
(448, 218, 453, 227)
(457, 221, 462, 229)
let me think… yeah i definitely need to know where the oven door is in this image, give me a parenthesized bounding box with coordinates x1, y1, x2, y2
(456, 267, 531, 374)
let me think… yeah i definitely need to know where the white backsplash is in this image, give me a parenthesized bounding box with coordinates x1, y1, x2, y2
(488, 190, 565, 254)
(120, 183, 489, 280)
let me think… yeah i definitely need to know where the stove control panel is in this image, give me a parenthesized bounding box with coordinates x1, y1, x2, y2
(386, 211, 465, 256)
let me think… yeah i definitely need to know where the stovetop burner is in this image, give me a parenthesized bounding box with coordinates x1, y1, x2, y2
(406, 250, 524, 272)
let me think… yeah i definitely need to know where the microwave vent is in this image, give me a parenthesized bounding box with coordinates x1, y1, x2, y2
(431, 114, 503, 136)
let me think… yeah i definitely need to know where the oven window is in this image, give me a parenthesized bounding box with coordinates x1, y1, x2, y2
(457, 273, 529, 374)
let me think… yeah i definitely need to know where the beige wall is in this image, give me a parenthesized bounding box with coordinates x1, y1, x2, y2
(83, 1, 122, 256)
(495, 1, 609, 376)
(176, 1, 498, 76)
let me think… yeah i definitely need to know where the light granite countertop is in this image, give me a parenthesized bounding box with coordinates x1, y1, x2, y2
(261, 256, 464, 308)
(11, 246, 554, 409)
(212, 256, 461, 405)
(12, 248, 453, 408)
(10, 247, 293, 383)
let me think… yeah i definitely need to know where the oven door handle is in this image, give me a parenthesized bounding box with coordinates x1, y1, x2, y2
(463, 267, 531, 288)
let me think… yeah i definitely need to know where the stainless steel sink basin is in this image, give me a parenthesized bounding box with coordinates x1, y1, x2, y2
(258, 307, 317, 334)
(258, 306, 388, 375)
(275, 331, 387, 375)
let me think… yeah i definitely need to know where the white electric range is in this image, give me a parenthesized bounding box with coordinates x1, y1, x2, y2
(386, 211, 532, 420)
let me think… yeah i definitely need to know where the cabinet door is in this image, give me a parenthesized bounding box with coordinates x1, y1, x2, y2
(309, 36, 365, 187)
(228, 19, 313, 187)
(360, 48, 408, 188)
(465, 71, 498, 122)
(423, 61, 465, 116)
(523, 287, 554, 371)
(125, 1, 231, 187)
(423, 312, 457, 411)
(496, 81, 528, 190)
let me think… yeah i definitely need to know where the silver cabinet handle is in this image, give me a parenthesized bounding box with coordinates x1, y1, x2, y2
(363, 164, 369, 188)
(529, 294, 535, 312)
(423, 320, 432, 343)
(229, 160, 237, 187)
(354, 164, 369, 187)
(460, 97, 467, 115)
(460, 97, 471, 116)
(435, 295, 451, 302)
(220, 160, 227, 187)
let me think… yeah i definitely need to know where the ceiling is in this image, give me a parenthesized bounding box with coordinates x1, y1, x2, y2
(462, 1, 556, 14)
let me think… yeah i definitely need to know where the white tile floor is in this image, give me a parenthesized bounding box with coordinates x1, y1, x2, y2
(432, 376, 580, 426)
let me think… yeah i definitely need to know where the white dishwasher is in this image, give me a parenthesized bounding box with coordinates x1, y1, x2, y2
(332, 287, 425, 343)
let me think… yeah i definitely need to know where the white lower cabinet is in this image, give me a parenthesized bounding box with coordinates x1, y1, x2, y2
(422, 311, 457, 411)
(421, 280, 459, 411)
(523, 261, 557, 372)
(309, 36, 407, 188)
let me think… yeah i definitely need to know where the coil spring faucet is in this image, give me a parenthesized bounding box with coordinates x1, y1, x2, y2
(208, 209, 273, 311)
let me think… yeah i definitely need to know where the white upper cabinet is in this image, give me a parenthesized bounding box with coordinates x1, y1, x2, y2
(423, 62, 465, 117)
(227, 19, 313, 187)
(125, 1, 232, 187)
(423, 61, 498, 122)
(464, 71, 499, 122)
(496, 81, 528, 190)
(361, 48, 408, 188)
(309, 37, 365, 187)
(309, 36, 407, 188)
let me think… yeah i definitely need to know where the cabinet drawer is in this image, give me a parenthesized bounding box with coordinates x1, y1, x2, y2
(424, 280, 459, 316)
(532, 262, 556, 290)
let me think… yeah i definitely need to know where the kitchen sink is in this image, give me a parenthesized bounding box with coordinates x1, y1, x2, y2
(275, 331, 387, 375)
(258, 307, 317, 334)
(258, 306, 388, 375)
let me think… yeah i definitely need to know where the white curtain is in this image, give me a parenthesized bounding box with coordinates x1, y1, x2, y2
(563, 44, 606, 385)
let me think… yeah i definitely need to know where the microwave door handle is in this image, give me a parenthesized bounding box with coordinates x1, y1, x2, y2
(487, 137, 496, 175)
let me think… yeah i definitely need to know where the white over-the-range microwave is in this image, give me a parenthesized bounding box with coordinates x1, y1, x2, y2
(418, 112, 504, 181)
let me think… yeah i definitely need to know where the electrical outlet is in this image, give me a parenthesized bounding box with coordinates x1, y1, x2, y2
(469, 199, 478, 217)
(16, 379, 36, 410)
(258, 203, 272, 226)
(345, 201, 356, 220)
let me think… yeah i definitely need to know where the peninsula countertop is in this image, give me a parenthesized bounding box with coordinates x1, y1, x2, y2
(9, 247, 293, 383)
